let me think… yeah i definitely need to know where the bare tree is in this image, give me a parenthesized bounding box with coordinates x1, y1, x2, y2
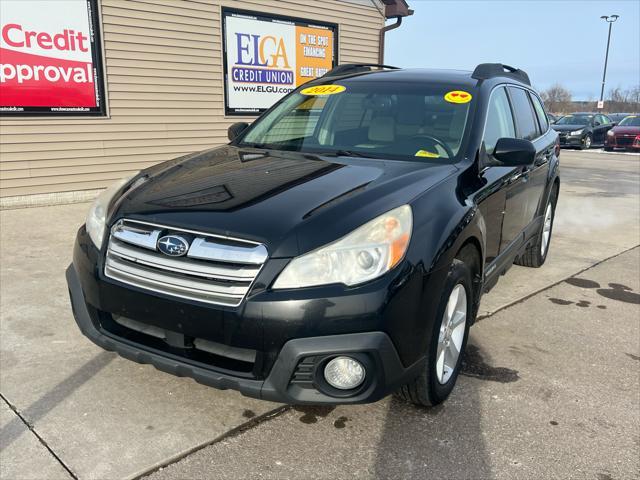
(628, 86, 640, 106)
(540, 84, 572, 114)
(606, 86, 640, 113)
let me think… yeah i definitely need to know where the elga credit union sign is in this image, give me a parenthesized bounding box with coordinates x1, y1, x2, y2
(0, 0, 106, 116)
(222, 8, 337, 115)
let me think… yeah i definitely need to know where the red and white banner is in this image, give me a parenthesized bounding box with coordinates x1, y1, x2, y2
(0, 0, 105, 116)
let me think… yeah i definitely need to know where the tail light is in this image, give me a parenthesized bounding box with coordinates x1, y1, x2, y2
(554, 136, 560, 157)
(634, 135, 640, 146)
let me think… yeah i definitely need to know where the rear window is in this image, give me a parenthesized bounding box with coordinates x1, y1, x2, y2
(508, 87, 539, 140)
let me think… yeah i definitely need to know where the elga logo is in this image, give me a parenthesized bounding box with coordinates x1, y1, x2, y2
(231, 33, 294, 86)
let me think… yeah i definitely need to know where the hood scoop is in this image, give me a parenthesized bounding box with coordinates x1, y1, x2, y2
(149, 185, 233, 207)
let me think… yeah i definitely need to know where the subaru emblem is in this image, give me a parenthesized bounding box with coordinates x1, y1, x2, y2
(157, 235, 189, 257)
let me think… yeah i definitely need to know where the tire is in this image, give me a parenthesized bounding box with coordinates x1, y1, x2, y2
(604, 147, 613, 152)
(396, 250, 475, 407)
(580, 134, 592, 150)
(515, 189, 557, 268)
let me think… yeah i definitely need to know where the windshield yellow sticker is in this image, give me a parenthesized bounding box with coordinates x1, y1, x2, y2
(300, 85, 346, 96)
(444, 90, 472, 104)
(415, 150, 440, 158)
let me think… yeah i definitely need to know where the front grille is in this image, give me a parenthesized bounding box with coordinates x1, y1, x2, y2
(95, 311, 259, 377)
(615, 136, 635, 146)
(104, 219, 267, 306)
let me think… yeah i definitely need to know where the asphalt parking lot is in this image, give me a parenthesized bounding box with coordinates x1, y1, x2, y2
(1, 149, 639, 480)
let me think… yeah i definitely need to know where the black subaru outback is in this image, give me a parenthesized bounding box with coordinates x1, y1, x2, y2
(67, 63, 559, 407)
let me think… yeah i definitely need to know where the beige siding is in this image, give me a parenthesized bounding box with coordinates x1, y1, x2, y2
(0, 0, 384, 199)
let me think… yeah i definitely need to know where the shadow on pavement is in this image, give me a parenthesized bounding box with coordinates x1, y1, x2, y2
(0, 351, 115, 451)
(373, 340, 494, 479)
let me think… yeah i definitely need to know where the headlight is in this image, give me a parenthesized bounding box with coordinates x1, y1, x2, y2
(86, 174, 138, 248)
(273, 205, 412, 289)
(607, 130, 615, 136)
(570, 129, 584, 136)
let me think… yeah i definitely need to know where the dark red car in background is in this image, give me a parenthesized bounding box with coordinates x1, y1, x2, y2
(605, 115, 640, 151)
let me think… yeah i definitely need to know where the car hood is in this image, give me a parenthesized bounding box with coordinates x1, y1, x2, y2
(552, 124, 587, 132)
(610, 126, 640, 135)
(114, 145, 457, 257)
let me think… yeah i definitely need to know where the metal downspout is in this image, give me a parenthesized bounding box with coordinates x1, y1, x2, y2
(378, 16, 402, 64)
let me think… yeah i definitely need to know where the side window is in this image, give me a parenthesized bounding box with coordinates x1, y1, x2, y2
(601, 115, 611, 125)
(483, 87, 515, 153)
(530, 93, 549, 132)
(508, 87, 539, 140)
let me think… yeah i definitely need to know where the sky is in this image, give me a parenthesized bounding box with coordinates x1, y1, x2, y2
(385, 0, 640, 100)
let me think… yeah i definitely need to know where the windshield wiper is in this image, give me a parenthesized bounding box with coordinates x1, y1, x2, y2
(322, 149, 384, 159)
(240, 142, 272, 149)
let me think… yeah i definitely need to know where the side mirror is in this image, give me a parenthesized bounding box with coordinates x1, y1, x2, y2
(594, 121, 601, 126)
(228, 122, 249, 141)
(493, 137, 536, 166)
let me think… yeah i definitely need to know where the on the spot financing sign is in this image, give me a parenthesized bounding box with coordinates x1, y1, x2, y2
(222, 8, 337, 115)
(0, 0, 105, 116)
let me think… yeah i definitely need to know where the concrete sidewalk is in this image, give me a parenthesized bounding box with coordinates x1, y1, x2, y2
(1, 150, 638, 479)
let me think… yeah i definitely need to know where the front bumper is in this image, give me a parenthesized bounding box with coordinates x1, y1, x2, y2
(557, 133, 584, 147)
(605, 135, 640, 150)
(66, 224, 437, 404)
(67, 264, 419, 404)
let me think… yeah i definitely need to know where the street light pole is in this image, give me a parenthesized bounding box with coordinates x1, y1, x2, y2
(599, 14, 619, 106)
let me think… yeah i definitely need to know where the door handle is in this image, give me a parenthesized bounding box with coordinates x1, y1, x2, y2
(511, 170, 529, 182)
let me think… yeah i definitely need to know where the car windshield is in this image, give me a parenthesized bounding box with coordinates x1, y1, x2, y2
(237, 80, 475, 162)
(556, 114, 592, 125)
(619, 115, 640, 126)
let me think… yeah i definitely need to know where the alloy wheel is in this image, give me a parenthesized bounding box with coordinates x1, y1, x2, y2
(541, 203, 553, 256)
(436, 284, 467, 384)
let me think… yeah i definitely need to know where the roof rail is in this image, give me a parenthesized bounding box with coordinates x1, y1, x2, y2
(323, 63, 400, 78)
(471, 63, 531, 86)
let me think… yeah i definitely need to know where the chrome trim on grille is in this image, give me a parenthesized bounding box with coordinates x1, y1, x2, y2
(188, 237, 268, 265)
(104, 219, 267, 307)
(112, 223, 160, 251)
(112, 218, 264, 245)
(109, 239, 260, 280)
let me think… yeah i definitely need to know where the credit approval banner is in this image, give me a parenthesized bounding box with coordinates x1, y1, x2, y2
(222, 8, 337, 115)
(0, 0, 106, 116)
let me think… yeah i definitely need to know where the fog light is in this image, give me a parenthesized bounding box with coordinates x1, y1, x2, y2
(324, 356, 365, 390)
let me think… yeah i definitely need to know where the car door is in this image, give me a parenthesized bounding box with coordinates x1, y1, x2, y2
(476, 86, 527, 264)
(506, 86, 549, 239)
(600, 114, 614, 139)
(593, 114, 608, 143)
(524, 91, 554, 229)
(591, 115, 602, 143)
